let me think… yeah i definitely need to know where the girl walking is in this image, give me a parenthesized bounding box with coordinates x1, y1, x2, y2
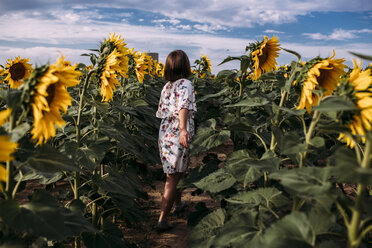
(156, 50, 196, 230)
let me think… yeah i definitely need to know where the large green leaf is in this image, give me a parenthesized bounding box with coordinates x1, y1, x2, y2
(212, 208, 259, 247)
(187, 208, 226, 248)
(190, 119, 230, 156)
(0, 190, 96, 240)
(226, 188, 288, 210)
(313, 96, 357, 112)
(27, 144, 80, 173)
(328, 147, 372, 185)
(261, 212, 315, 248)
(270, 167, 333, 199)
(193, 167, 236, 193)
(226, 150, 280, 184)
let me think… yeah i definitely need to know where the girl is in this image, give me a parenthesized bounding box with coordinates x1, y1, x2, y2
(156, 50, 196, 231)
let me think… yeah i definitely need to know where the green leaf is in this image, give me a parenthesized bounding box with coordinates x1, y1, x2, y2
(226, 97, 269, 108)
(196, 88, 229, 103)
(308, 205, 336, 235)
(187, 208, 226, 248)
(309, 136, 325, 148)
(349, 51, 372, 61)
(261, 212, 315, 248)
(226, 188, 288, 209)
(328, 147, 372, 185)
(281, 47, 301, 61)
(27, 144, 80, 173)
(190, 119, 230, 156)
(277, 132, 306, 155)
(10, 122, 30, 142)
(270, 167, 332, 199)
(212, 209, 259, 247)
(0, 190, 96, 240)
(193, 167, 236, 193)
(313, 96, 357, 112)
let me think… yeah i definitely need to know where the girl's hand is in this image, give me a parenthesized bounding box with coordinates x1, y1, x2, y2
(179, 128, 190, 148)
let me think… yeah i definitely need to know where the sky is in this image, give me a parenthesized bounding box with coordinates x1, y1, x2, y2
(0, 0, 371, 73)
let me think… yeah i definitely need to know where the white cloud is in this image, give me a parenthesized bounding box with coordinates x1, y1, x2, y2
(264, 29, 284, 34)
(177, 25, 192, 30)
(303, 28, 372, 40)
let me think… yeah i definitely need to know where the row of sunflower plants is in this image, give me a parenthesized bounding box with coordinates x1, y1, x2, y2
(0, 34, 165, 247)
(184, 36, 372, 248)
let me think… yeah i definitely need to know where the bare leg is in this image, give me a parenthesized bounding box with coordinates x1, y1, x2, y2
(158, 172, 183, 223)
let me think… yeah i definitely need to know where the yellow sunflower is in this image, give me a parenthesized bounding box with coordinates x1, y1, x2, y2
(201, 55, 212, 72)
(105, 33, 129, 77)
(0, 108, 11, 126)
(338, 60, 372, 148)
(155, 62, 164, 77)
(100, 49, 123, 102)
(251, 36, 280, 80)
(297, 51, 346, 113)
(31, 56, 81, 145)
(134, 52, 148, 83)
(0, 136, 18, 162)
(3, 56, 33, 88)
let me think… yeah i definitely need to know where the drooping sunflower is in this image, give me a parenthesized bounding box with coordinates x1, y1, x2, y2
(155, 61, 164, 77)
(134, 52, 148, 83)
(97, 33, 129, 101)
(3, 56, 33, 88)
(30, 56, 81, 145)
(296, 51, 346, 113)
(251, 36, 280, 80)
(338, 60, 372, 148)
(200, 55, 212, 72)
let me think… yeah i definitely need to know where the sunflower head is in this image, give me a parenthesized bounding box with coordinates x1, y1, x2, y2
(249, 36, 280, 80)
(337, 60, 372, 148)
(155, 62, 164, 77)
(200, 55, 212, 72)
(28, 56, 81, 145)
(3, 56, 33, 88)
(134, 52, 148, 83)
(296, 51, 346, 113)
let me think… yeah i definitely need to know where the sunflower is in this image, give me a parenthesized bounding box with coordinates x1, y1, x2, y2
(296, 51, 346, 113)
(97, 33, 129, 101)
(251, 36, 280, 80)
(155, 62, 164, 77)
(201, 55, 212, 72)
(31, 56, 81, 145)
(0, 136, 18, 162)
(3, 56, 33, 88)
(338, 60, 372, 148)
(134, 52, 148, 83)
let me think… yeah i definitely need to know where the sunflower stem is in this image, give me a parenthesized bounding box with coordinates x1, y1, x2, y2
(347, 137, 372, 248)
(270, 90, 287, 151)
(299, 110, 321, 168)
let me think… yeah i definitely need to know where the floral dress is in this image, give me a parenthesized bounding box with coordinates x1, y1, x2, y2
(156, 78, 197, 174)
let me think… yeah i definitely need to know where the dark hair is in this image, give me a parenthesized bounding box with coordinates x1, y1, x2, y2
(164, 50, 192, 82)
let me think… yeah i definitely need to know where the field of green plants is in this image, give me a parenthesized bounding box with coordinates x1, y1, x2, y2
(0, 33, 371, 248)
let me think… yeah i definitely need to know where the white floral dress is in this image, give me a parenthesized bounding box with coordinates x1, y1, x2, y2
(156, 78, 197, 174)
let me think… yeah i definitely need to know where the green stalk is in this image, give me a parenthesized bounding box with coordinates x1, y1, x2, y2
(299, 110, 321, 168)
(348, 138, 372, 248)
(270, 90, 287, 151)
(74, 70, 94, 248)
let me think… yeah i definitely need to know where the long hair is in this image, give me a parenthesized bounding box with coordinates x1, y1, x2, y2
(164, 50, 192, 82)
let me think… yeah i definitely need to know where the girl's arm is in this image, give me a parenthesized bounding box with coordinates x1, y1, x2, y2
(179, 108, 190, 148)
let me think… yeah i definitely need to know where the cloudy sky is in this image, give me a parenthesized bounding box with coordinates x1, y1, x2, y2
(1, 0, 371, 72)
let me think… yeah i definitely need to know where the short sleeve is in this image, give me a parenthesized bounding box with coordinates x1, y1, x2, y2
(175, 79, 197, 116)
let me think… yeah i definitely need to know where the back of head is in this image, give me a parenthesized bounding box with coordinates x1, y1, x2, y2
(164, 50, 192, 82)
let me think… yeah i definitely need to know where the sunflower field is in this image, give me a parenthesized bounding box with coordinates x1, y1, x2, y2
(0, 33, 371, 248)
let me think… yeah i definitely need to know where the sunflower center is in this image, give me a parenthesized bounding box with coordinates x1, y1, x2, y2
(9, 63, 26, 81)
(46, 84, 56, 105)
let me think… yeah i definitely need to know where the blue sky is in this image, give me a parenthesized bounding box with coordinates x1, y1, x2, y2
(0, 0, 371, 73)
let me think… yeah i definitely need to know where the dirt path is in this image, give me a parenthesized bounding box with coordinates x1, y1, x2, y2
(123, 141, 233, 247)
